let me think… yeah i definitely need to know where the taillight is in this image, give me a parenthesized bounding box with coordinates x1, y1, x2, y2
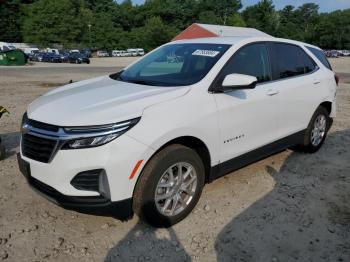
(335, 74, 340, 86)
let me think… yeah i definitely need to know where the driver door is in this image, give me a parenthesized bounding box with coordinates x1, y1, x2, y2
(212, 43, 279, 163)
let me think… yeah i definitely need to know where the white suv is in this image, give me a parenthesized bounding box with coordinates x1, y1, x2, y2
(18, 37, 337, 227)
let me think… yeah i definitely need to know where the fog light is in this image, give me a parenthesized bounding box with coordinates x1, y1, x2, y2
(71, 169, 103, 192)
(70, 169, 111, 199)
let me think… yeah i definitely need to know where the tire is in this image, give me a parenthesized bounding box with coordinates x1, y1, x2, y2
(133, 144, 205, 227)
(299, 106, 331, 153)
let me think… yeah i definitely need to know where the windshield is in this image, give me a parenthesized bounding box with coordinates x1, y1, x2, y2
(117, 43, 230, 86)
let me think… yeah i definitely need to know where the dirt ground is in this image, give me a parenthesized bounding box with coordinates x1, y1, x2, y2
(0, 57, 349, 262)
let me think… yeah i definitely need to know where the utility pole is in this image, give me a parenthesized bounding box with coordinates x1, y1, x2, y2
(88, 24, 92, 48)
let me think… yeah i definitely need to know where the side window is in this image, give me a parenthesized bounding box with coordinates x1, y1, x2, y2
(306, 46, 332, 70)
(272, 43, 316, 80)
(218, 43, 271, 84)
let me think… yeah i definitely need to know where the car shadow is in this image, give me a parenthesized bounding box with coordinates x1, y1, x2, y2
(103, 129, 349, 261)
(0, 131, 20, 160)
(105, 219, 191, 262)
(214, 129, 350, 261)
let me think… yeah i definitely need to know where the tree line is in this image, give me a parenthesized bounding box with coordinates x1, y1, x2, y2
(1, 0, 349, 51)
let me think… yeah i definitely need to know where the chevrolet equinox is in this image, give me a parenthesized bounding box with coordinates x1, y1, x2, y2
(18, 37, 338, 227)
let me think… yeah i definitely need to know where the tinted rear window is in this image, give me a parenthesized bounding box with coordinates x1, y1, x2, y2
(272, 43, 316, 80)
(306, 46, 332, 70)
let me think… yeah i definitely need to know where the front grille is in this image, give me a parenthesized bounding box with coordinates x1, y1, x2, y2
(70, 170, 102, 192)
(27, 118, 59, 132)
(22, 134, 58, 163)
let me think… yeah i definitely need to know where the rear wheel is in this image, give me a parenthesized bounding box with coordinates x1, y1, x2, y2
(133, 144, 205, 227)
(299, 106, 331, 153)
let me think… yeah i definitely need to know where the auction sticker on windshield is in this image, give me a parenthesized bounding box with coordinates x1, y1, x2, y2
(192, 50, 220, 57)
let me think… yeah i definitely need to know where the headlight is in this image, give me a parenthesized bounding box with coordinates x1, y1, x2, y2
(64, 133, 119, 149)
(62, 117, 140, 149)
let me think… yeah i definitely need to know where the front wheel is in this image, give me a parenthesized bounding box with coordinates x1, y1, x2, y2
(299, 106, 331, 153)
(133, 144, 205, 227)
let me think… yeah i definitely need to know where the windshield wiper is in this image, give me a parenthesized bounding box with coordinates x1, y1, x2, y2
(120, 79, 160, 86)
(109, 71, 124, 80)
(128, 80, 155, 85)
(113, 74, 168, 86)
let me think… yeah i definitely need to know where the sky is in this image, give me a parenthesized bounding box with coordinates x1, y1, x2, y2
(123, 0, 350, 13)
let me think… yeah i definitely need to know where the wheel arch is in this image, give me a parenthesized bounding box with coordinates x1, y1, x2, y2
(158, 136, 212, 182)
(319, 101, 332, 115)
(133, 135, 212, 200)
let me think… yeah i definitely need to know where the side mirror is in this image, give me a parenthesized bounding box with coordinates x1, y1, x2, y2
(220, 73, 258, 92)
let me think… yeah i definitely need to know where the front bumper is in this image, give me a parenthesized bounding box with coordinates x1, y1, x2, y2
(18, 153, 133, 219)
(19, 133, 154, 200)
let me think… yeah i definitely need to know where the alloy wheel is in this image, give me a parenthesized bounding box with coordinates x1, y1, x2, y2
(311, 114, 327, 146)
(155, 162, 198, 217)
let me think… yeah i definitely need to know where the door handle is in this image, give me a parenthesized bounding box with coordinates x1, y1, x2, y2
(266, 89, 279, 96)
(313, 79, 321, 84)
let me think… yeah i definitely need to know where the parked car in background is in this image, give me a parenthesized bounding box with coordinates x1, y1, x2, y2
(27, 49, 39, 61)
(97, 50, 109, 57)
(331, 50, 339, 58)
(45, 48, 59, 55)
(325, 50, 338, 58)
(112, 50, 122, 57)
(342, 50, 350, 56)
(0, 42, 16, 52)
(33, 52, 45, 62)
(58, 50, 70, 62)
(18, 37, 338, 227)
(136, 48, 145, 56)
(42, 52, 62, 63)
(120, 50, 131, 57)
(336, 50, 344, 56)
(81, 49, 92, 58)
(68, 52, 90, 64)
(24, 48, 39, 56)
(127, 48, 138, 56)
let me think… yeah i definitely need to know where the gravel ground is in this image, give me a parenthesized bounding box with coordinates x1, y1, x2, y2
(0, 57, 349, 262)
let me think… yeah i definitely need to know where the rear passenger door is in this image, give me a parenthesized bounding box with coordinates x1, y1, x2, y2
(268, 42, 321, 138)
(213, 43, 279, 163)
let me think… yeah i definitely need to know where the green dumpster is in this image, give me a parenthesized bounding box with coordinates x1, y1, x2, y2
(0, 49, 27, 66)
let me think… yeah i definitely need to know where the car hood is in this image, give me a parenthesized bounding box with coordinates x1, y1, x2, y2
(28, 76, 190, 126)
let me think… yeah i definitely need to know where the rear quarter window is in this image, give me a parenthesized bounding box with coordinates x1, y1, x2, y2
(306, 46, 332, 70)
(271, 43, 317, 80)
